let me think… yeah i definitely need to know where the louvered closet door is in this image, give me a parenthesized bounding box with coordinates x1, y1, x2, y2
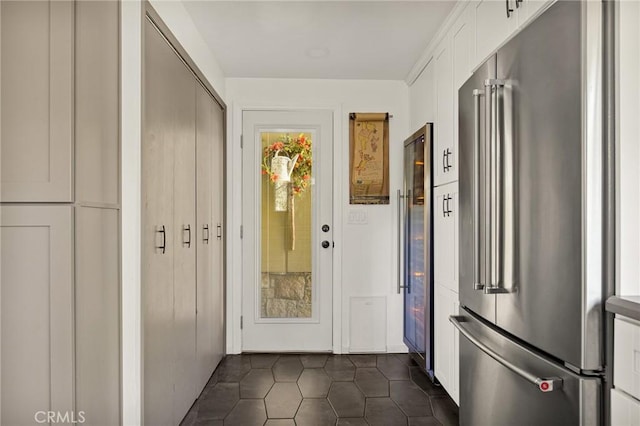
(143, 20, 178, 426)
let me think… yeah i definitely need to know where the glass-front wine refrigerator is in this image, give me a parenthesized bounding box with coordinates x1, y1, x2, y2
(398, 124, 435, 381)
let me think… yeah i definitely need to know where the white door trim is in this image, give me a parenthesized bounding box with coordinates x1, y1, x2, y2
(227, 102, 344, 354)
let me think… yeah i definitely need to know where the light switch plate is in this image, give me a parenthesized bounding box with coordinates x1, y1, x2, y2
(347, 210, 368, 224)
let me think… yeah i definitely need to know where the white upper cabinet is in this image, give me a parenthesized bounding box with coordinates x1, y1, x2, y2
(75, 0, 120, 206)
(409, 58, 436, 133)
(473, 0, 519, 66)
(473, 0, 555, 69)
(0, 0, 74, 202)
(434, 39, 456, 186)
(452, 3, 475, 92)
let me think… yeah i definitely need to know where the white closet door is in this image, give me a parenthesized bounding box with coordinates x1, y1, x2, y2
(1, 205, 74, 425)
(143, 19, 178, 426)
(196, 84, 215, 394)
(0, 0, 73, 202)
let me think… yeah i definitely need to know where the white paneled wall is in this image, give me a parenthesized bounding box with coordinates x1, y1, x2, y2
(225, 78, 410, 354)
(618, 0, 640, 296)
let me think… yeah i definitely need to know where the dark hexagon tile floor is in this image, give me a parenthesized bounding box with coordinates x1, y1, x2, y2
(180, 353, 459, 426)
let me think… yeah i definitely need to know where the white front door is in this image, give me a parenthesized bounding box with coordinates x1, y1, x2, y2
(242, 109, 333, 352)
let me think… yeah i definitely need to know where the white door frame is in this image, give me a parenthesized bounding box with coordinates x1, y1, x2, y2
(228, 102, 344, 354)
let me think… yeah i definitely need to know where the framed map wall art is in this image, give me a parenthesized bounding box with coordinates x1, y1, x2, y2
(349, 112, 390, 204)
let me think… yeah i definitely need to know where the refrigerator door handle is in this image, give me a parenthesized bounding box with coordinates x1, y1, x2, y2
(473, 89, 484, 291)
(484, 79, 511, 295)
(450, 315, 564, 392)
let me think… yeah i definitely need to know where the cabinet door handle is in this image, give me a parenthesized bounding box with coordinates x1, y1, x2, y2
(203, 224, 209, 244)
(442, 149, 447, 173)
(217, 223, 222, 240)
(183, 224, 191, 248)
(515, 0, 523, 8)
(506, 0, 514, 18)
(156, 225, 166, 254)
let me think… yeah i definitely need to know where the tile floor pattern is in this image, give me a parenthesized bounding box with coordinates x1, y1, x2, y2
(180, 353, 459, 426)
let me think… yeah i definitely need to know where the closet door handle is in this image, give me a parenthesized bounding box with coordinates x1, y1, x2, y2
(217, 223, 222, 240)
(183, 224, 191, 248)
(506, 0, 514, 18)
(203, 224, 210, 244)
(156, 225, 166, 254)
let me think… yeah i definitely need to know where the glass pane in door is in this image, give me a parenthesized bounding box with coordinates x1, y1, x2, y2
(405, 136, 426, 357)
(260, 132, 313, 319)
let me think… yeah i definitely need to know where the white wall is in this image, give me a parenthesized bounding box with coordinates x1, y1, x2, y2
(121, 2, 143, 425)
(225, 78, 411, 354)
(121, 1, 226, 424)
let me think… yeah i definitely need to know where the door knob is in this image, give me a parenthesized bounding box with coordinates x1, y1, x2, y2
(321, 240, 330, 249)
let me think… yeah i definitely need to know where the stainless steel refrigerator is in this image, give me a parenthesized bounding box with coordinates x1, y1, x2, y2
(454, 1, 606, 424)
(400, 124, 435, 380)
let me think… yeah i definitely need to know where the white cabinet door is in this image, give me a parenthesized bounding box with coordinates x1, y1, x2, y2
(435, 39, 456, 186)
(452, 299, 460, 405)
(75, 206, 120, 426)
(1, 205, 74, 425)
(0, 0, 73, 202)
(452, 3, 475, 92)
(434, 182, 459, 293)
(612, 388, 640, 426)
(75, 0, 120, 206)
(473, 0, 518, 66)
(434, 284, 459, 405)
(409, 57, 436, 132)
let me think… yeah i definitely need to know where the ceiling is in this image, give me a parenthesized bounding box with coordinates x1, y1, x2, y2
(183, 1, 456, 80)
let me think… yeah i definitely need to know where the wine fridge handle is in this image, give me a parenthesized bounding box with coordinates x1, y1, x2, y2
(397, 189, 406, 294)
